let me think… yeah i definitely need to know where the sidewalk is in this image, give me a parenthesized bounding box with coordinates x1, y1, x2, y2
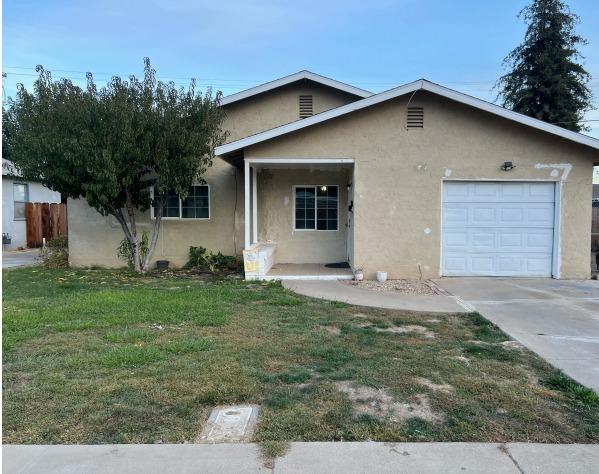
(283, 280, 466, 313)
(5, 442, 598, 474)
(2, 249, 40, 269)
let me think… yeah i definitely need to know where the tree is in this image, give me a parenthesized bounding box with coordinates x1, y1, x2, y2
(3, 58, 228, 272)
(496, 0, 594, 132)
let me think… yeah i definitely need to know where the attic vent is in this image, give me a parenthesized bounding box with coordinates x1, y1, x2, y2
(299, 95, 313, 119)
(407, 106, 424, 129)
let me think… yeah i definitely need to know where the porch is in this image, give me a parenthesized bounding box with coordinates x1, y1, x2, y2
(242, 158, 355, 280)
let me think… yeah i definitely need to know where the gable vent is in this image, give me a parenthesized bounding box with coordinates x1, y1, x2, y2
(407, 106, 424, 129)
(299, 95, 313, 119)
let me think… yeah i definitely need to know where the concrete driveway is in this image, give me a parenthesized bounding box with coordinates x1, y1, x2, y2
(2, 249, 40, 269)
(436, 278, 599, 391)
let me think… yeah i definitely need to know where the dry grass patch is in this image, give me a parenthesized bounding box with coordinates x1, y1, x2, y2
(335, 381, 442, 424)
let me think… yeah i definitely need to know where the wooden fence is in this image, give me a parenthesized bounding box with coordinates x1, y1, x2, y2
(26, 203, 68, 248)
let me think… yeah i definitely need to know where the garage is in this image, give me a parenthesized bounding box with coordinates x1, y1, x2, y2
(442, 181, 556, 277)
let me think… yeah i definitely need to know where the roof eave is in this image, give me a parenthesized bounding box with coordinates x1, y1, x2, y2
(216, 79, 599, 156)
(219, 70, 372, 107)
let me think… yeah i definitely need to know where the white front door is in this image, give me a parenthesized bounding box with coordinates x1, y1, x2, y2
(441, 181, 555, 277)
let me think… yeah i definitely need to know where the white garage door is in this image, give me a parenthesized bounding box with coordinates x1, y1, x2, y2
(442, 181, 555, 277)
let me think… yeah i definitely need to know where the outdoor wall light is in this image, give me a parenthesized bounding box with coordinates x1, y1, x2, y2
(320, 185, 328, 192)
(501, 161, 515, 171)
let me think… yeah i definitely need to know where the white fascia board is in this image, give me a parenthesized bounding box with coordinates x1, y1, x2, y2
(219, 70, 372, 106)
(215, 80, 423, 155)
(422, 81, 599, 151)
(216, 79, 599, 156)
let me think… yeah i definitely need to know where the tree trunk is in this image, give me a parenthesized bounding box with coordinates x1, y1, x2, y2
(125, 192, 142, 273)
(142, 195, 164, 272)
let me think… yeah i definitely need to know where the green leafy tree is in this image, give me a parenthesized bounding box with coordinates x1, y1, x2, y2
(3, 58, 227, 272)
(496, 0, 594, 131)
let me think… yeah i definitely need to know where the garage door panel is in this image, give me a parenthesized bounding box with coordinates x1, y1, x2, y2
(444, 181, 555, 203)
(442, 182, 554, 277)
(443, 253, 553, 277)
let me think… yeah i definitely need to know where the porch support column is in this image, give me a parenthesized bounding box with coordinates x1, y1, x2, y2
(252, 166, 258, 244)
(244, 159, 250, 249)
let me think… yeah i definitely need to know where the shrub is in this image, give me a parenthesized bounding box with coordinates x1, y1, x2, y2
(39, 235, 69, 268)
(117, 232, 149, 269)
(185, 246, 239, 272)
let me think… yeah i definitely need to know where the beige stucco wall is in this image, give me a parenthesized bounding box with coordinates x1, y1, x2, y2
(68, 80, 360, 268)
(68, 158, 244, 268)
(222, 82, 360, 141)
(246, 92, 598, 279)
(256, 168, 350, 263)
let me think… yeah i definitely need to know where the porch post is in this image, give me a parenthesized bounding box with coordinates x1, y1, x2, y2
(252, 166, 258, 244)
(244, 159, 250, 249)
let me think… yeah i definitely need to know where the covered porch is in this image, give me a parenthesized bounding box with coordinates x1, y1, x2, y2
(242, 158, 355, 280)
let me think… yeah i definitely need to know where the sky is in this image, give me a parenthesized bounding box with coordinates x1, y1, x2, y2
(3, 0, 599, 143)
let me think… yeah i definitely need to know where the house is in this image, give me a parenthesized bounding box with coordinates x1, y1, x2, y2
(68, 71, 599, 279)
(2, 159, 62, 250)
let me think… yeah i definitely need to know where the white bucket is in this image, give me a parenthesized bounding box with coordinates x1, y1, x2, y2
(376, 271, 387, 282)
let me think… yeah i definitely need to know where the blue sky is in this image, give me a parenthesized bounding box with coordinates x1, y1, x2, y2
(3, 0, 599, 139)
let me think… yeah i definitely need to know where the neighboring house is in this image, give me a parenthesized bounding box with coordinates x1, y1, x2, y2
(68, 71, 599, 280)
(593, 184, 599, 205)
(2, 159, 62, 250)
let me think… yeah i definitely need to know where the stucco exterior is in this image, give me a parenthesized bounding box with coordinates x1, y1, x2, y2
(246, 92, 597, 279)
(256, 168, 350, 264)
(67, 73, 598, 278)
(68, 79, 359, 268)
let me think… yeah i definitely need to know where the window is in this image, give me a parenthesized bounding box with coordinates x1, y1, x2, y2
(182, 185, 209, 219)
(294, 185, 338, 231)
(13, 183, 29, 220)
(152, 185, 210, 219)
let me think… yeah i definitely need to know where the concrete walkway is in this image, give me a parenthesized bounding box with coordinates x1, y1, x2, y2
(283, 280, 465, 313)
(2, 249, 40, 269)
(4, 442, 598, 473)
(436, 278, 599, 391)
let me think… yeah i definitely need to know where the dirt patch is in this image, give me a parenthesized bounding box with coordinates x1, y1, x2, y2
(375, 325, 435, 339)
(15, 372, 29, 388)
(344, 279, 439, 295)
(450, 355, 471, 365)
(352, 313, 370, 319)
(323, 326, 341, 336)
(413, 377, 454, 394)
(352, 321, 436, 338)
(501, 340, 525, 351)
(335, 381, 442, 423)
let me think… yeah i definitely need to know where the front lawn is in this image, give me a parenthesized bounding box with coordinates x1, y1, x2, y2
(3, 268, 598, 445)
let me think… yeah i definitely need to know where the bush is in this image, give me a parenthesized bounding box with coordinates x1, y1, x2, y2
(117, 232, 149, 269)
(185, 246, 240, 272)
(39, 235, 69, 268)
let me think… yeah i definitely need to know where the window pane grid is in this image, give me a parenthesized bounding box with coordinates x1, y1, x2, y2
(13, 183, 29, 220)
(295, 186, 338, 231)
(181, 185, 209, 219)
(153, 185, 210, 219)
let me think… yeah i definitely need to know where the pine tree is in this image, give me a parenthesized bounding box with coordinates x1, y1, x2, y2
(497, 0, 593, 132)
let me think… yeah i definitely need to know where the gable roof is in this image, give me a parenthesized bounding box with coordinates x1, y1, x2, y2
(216, 79, 599, 156)
(219, 70, 373, 106)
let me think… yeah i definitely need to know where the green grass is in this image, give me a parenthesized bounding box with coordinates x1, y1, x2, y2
(3, 268, 599, 446)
